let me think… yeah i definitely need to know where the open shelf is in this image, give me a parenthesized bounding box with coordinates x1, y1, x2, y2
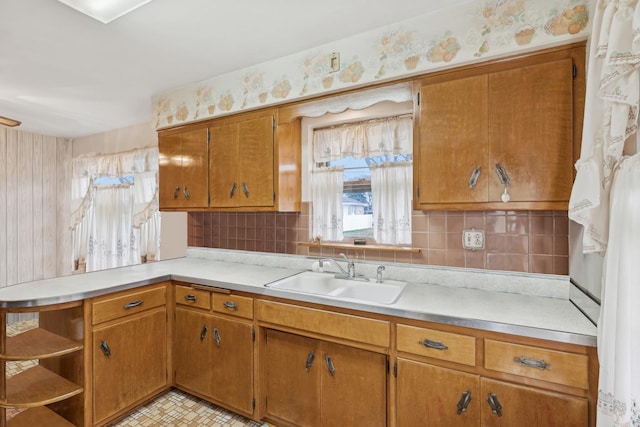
(1, 365, 83, 408)
(2, 328, 83, 360)
(7, 406, 75, 427)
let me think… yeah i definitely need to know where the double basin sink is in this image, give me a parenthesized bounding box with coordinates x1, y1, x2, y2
(265, 271, 406, 305)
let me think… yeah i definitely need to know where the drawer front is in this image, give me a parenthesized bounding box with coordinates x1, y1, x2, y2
(212, 293, 253, 319)
(484, 339, 589, 389)
(256, 300, 390, 347)
(397, 324, 476, 366)
(92, 284, 166, 325)
(175, 285, 211, 310)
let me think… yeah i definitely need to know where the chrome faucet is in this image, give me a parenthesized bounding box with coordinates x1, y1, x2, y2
(318, 253, 368, 281)
(376, 265, 385, 283)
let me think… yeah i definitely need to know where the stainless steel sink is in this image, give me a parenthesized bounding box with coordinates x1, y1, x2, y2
(266, 271, 406, 305)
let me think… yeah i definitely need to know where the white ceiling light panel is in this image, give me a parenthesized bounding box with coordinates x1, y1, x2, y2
(57, 0, 154, 24)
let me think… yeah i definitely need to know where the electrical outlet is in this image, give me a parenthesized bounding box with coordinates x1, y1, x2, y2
(329, 52, 340, 73)
(463, 229, 485, 250)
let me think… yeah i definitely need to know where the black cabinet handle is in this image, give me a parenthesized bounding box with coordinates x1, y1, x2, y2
(123, 300, 143, 309)
(419, 338, 448, 351)
(184, 294, 197, 302)
(457, 391, 472, 415)
(223, 301, 238, 310)
(213, 327, 221, 346)
(487, 393, 503, 417)
(305, 351, 315, 371)
(199, 325, 208, 341)
(99, 340, 111, 357)
(242, 183, 249, 197)
(183, 187, 191, 200)
(173, 186, 180, 199)
(324, 354, 335, 376)
(230, 182, 237, 198)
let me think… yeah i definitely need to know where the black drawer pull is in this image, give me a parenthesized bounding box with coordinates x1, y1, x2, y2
(223, 301, 238, 310)
(124, 300, 143, 309)
(184, 294, 197, 302)
(419, 338, 448, 351)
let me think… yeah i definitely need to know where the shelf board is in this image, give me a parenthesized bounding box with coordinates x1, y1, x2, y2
(1, 328, 83, 360)
(1, 365, 83, 408)
(299, 242, 420, 253)
(7, 406, 75, 427)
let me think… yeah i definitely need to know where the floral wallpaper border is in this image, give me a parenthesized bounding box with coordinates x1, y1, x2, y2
(152, 0, 591, 129)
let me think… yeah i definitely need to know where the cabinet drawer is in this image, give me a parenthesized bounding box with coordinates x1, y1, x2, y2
(92, 284, 166, 325)
(484, 339, 589, 389)
(175, 285, 211, 310)
(256, 300, 390, 347)
(212, 293, 253, 319)
(397, 324, 476, 366)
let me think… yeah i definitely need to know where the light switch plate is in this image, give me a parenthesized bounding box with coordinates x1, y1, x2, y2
(329, 52, 340, 73)
(463, 229, 485, 250)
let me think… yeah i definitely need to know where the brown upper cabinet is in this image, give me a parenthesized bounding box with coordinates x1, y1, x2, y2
(209, 110, 275, 209)
(158, 127, 209, 209)
(158, 108, 301, 212)
(414, 42, 585, 210)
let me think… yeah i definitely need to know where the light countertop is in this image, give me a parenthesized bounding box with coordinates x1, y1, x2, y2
(0, 248, 597, 346)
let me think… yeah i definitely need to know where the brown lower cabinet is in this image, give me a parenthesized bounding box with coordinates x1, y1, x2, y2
(264, 329, 387, 427)
(173, 307, 254, 415)
(396, 359, 588, 427)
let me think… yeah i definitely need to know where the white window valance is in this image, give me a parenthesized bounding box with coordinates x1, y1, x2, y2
(313, 115, 412, 162)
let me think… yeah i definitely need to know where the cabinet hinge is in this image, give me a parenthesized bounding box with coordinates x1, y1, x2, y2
(208, 194, 211, 205)
(416, 185, 420, 199)
(273, 192, 276, 202)
(416, 91, 421, 106)
(393, 362, 398, 378)
(207, 128, 211, 142)
(572, 64, 577, 80)
(252, 328, 255, 342)
(386, 360, 390, 374)
(272, 116, 276, 129)
(252, 397, 256, 411)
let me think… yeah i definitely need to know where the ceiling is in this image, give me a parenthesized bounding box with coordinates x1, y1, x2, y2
(1, 0, 466, 139)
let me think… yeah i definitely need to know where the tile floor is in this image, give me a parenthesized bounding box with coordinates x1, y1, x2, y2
(5, 319, 266, 427)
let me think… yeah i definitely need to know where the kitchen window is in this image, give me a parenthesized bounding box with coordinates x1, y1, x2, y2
(311, 115, 413, 245)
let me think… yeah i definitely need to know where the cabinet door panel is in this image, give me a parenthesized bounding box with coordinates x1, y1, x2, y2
(180, 128, 209, 207)
(488, 58, 573, 203)
(480, 378, 588, 427)
(265, 330, 321, 427)
(92, 309, 167, 424)
(210, 315, 254, 414)
(158, 133, 183, 209)
(418, 74, 488, 205)
(209, 123, 240, 207)
(174, 308, 213, 397)
(321, 342, 387, 427)
(238, 115, 274, 207)
(397, 359, 480, 427)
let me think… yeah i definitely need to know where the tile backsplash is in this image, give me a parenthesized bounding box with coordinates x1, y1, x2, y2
(188, 203, 569, 275)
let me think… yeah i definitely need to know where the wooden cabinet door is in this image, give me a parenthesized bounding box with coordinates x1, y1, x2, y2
(174, 308, 213, 397)
(396, 359, 480, 427)
(180, 128, 209, 208)
(488, 58, 574, 204)
(321, 341, 387, 427)
(238, 114, 274, 207)
(264, 329, 321, 427)
(158, 132, 183, 209)
(209, 315, 254, 414)
(417, 74, 488, 207)
(92, 308, 167, 425)
(158, 128, 208, 209)
(480, 378, 588, 427)
(209, 122, 240, 207)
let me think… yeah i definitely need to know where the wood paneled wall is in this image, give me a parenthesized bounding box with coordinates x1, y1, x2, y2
(0, 128, 72, 289)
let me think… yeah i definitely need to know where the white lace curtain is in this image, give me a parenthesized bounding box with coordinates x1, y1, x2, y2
(313, 115, 412, 162)
(311, 115, 413, 244)
(567, 1, 640, 426)
(311, 167, 344, 242)
(70, 147, 160, 273)
(371, 161, 412, 245)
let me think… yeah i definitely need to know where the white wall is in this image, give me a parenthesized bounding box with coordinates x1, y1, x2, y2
(72, 121, 187, 260)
